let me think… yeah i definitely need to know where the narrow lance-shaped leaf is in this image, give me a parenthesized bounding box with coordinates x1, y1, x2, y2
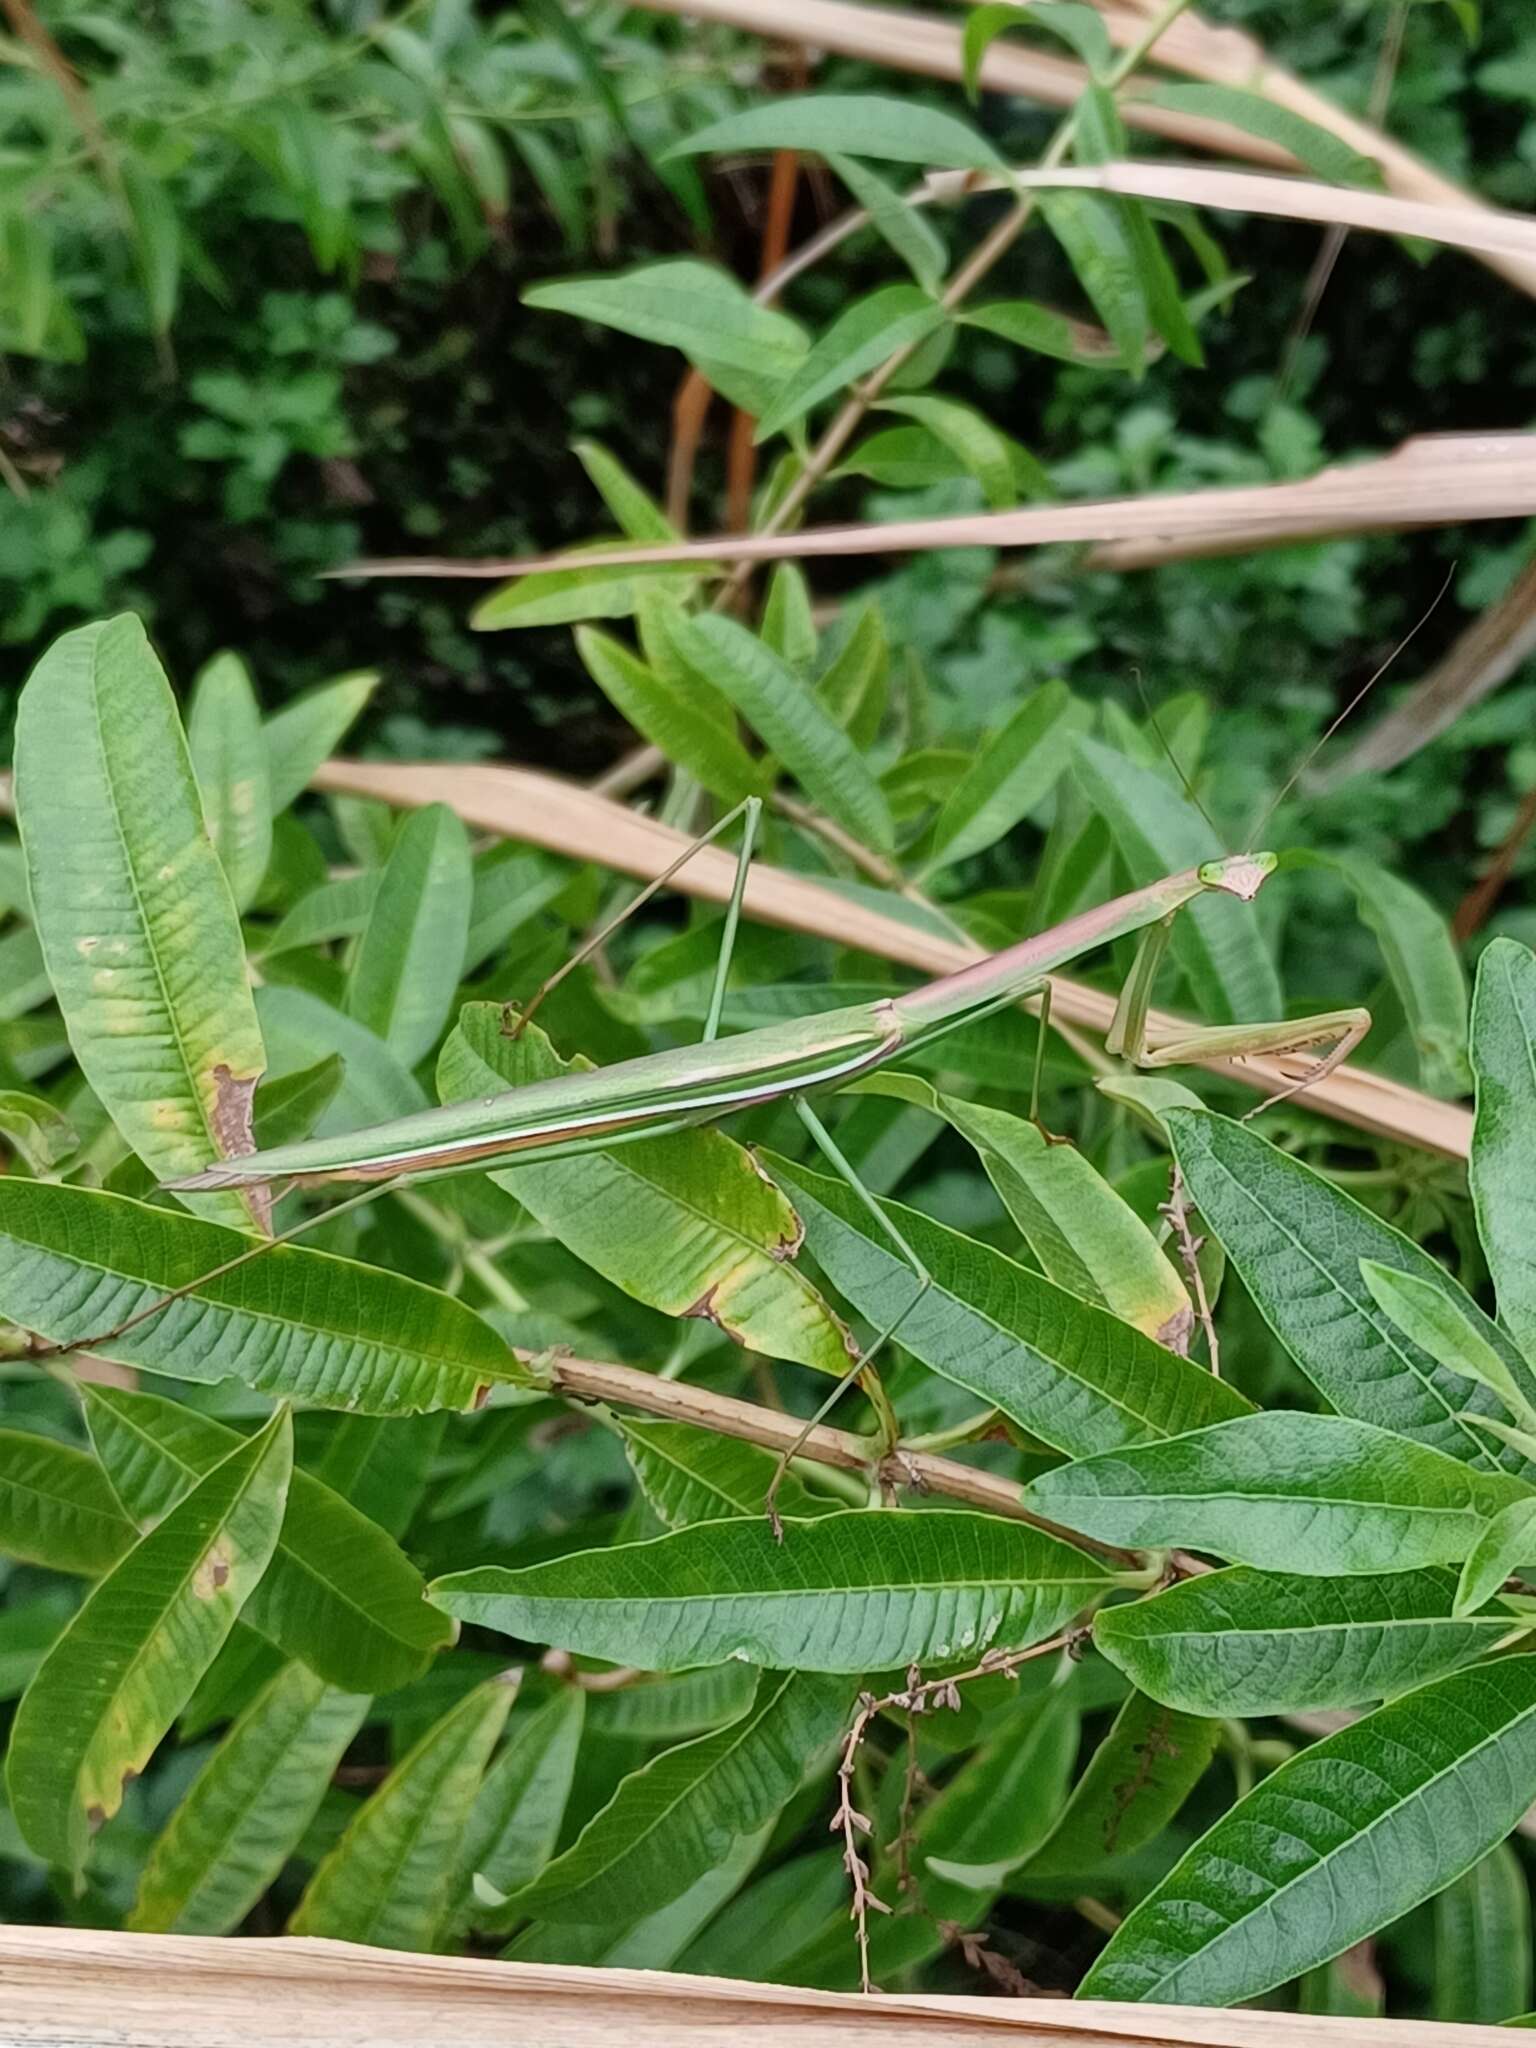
(1080, 1655, 1536, 2007)
(471, 553, 703, 634)
(1029, 1411, 1533, 1574)
(761, 564, 818, 670)
(767, 1151, 1247, 1457)
(1128, 85, 1379, 186)
(923, 682, 1090, 873)
(187, 652, 272, 914)
(587, 1663, 758, 1743)
(1455, 1497, 1536, 1616)
(264, 670, 378, 814)
(514, 1671, 848, 1924)
(1469, 939, 1536, 1363)
(851, 1075, 1190, 1345)
(83, 1383, 454, 1693)
(431, 1510, 1116, 1675)
(575, 625, 766, 805)
(0, 1428, 135, 1576)
(0, 1179, 520, 1415)
(129, 1662, 370, 1935)
(0, 1089, 78, 1173)
(666, 94, 1005, 172)
(439, 1006, 856, 1382)
(826, 153, 945, 291)
(1095, 1566, 1511, 1717)
(451, 1687, 585, 1934)
(816, 604, 888, 749)
(6, 1408, 292, 1878)
(661, 611, 895, 853)
(13, 615, 268, 1230)
(873, 394, 1024, 511)
(289, 1673, 517, 1951)
(346, 801, 472, 1067)
(756, 285, 946, 442)
(922, 1688, 1079, 1887)
(1361, 1259, 1536, 1429)
(1019, 1688, 1219, 1882)
(572, 438, 678, 542)
(1168, 1108, 1536, 1472)
(1432, 1842, 1532, 2024)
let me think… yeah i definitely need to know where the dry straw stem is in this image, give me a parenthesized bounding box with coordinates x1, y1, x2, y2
(311, 755, 1474, 1161)
(1315, 552, 1536, 787)
(0, 1926, 1508, 2045)
(335, 430, 1536, 579)
(632, 0, 1536, 301)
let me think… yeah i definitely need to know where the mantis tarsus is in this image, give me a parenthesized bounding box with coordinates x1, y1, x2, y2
(152, 798, 1371, 1522)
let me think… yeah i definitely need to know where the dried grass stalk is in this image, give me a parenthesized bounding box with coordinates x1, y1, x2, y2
(0, 1926, 1510, 2044)
(333, 430, 1536, 579)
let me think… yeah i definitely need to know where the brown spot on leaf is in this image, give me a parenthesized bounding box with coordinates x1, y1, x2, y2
(208, 1062, 272, 1235)
(194, 1546, 233, 1598)
(472, 1382, 492, 1411)
(86, 1805, 107, 1834)
(1156, 1304, 1195, 1357)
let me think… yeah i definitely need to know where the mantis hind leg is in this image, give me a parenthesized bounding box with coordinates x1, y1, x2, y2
(509, 794, 763, 1042)
(763, 1098, 932, 1536)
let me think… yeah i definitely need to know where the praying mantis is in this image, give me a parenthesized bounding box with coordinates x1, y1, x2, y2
(158, 794, 1371, 1516)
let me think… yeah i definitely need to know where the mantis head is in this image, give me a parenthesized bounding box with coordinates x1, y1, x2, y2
(1197, 851, 1279, 902)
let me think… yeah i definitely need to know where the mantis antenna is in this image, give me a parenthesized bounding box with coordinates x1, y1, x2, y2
(1246, 563, 1456, 849)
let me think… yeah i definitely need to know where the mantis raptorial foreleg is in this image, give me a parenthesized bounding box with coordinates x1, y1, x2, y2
(1106, 918, 1371, 1114)
(762, 1097, 934, 1535)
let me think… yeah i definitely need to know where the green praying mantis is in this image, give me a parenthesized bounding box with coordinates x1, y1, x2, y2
(153, 793, 1371, 1519)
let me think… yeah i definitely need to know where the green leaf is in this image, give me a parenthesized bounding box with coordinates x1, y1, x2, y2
(1072, 86, 1201, 369)
(6, 1408, 292, 1878)
(1433, 1842, 1532, 2023)
(761, 564, 818, 670)
(1470, 940, 1536, 1363)
(572, 438, 677, 542)
(767, 1152, 1248, 1457)
(1039, 191, 1147, 377)
(826, 154, 945, 292)
(924, 682, 1090, 872)
(1095, 1566, 1509, 1715)
(0, 1179, 517, 1414)
(83, 1383, 453, 1692)
(1456, 1497, 1536, 1615)
(1080, 1655, 1536, 2005)
(431, 1510, 1115, 1674)
(586, 1662, 759, 1741)
(816, 605, 889, 749)
(14, 616, 268, 1231)
(514, 1670, 847, 1922)
(188, 652, 273, 914)
(1168, 1108, 1536, 1471)
(1361, 1259, 1536, 1428)
(0, 1428, 134, 1575)
(1128, 85, 1378, 186)
(264, 672, 378, 815)
(963, 297, 1127, 366)
(965, 1, 1112, 91)
(261, 871, 379, 957)
(253, 1055, 346, 1150)
(922, 1688, 1078, 1885)
(0, 1593, 72, 1704)
(666, 95, 1004, 172)
(1302, 851, 1470, 1096)
(676, 1849, 849, 1980)
(641, 608, 892, 854)
(289, 1674, 516, 1949)
(471, 556, 703, 633)
(346, 802, 472, 1066)
(0, 1088, 78, 1173)
(525, 261, 807, 397)
(756, 285, 946, 442)
(465, 847, 569, 976)
(438, 1007, 854, 1381)
(1074, 738, 1282, 1023)
(129, 1661, 370, 1934)
(858, 1076, 1189, 1340)
(122, 157, 182, 334)
(450, 1687, 585, 1933)
(575, 626, 766, 804)
(1021, 1688, 1219, 1880)
(618, 1418, 829, 1528)
(1029, 1412, 1532, 1573)
(257, 983, 426, 1128)
(872, 395, 1021, 512)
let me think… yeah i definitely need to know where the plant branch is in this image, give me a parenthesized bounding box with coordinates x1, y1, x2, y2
(536, 1348, 1142, 1564)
